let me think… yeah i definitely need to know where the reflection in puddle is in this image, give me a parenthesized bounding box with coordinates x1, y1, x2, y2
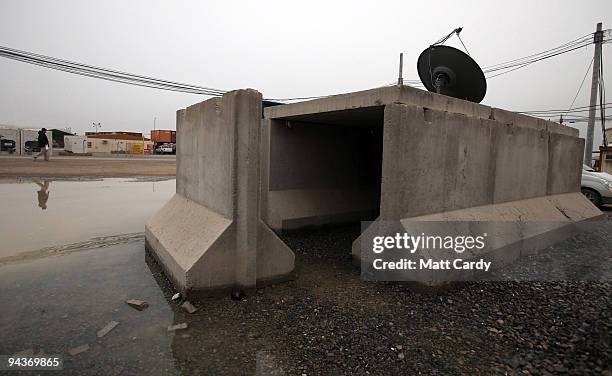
(34, 180, 50, 210)
(0, 178, 175, 259)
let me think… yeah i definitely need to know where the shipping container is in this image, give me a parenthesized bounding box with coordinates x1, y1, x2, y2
(151, 130, 176, 143)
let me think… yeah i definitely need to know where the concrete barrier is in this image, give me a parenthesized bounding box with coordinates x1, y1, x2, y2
(262, 85, 602, 284)
(145, 89, 294, 295)
(147, 85, 603, 292)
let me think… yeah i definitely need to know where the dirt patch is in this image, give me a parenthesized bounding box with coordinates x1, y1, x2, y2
(0, 157, 175, 177)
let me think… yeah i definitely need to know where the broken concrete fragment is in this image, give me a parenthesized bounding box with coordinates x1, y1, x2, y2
(171, 293, 180, 301)
(125, 299, 149, 311)
(181, 301, 197, 314)
(97, 321, 119, 338)
(167, 323, 188, 332)
(12, 348, 34, 357)
(231, 291, 246, 301)
(68, 344, 90, 356)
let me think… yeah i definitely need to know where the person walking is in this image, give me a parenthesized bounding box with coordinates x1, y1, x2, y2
(33, 128, 50, 161)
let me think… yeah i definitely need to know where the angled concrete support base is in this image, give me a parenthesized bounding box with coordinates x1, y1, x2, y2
(353, 193, 604, 285)
(145, 195, 294, 295)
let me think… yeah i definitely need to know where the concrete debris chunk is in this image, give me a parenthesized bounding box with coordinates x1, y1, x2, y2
(125, 299, 149, 311)
(231, 291, 246, 301)
(167, 323, 188, 332)
(97, 321, 119, 338)
(181, 301, 197, 314)
(12, 348, 34, 357)
(171, 293, 181, 301)
(68, 344, 90, 356)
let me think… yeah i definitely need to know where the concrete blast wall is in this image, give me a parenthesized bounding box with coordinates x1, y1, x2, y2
(145, 90, 294, 295)
(262, 86, 602, 285)
(147, 85, 603, 291)
(352, 103, 600, 283)
(378, 103, 584, 220)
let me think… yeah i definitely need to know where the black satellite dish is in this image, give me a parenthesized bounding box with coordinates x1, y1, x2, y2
(417, 45, 487, 103)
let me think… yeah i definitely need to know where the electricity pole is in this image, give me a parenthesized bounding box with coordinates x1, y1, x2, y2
(398, 53, 404, 86)
(584, 22, 603, 165)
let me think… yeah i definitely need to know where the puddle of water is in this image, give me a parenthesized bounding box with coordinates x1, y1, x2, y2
(0, 178, 175, 259)
(0, 241, 181, 375)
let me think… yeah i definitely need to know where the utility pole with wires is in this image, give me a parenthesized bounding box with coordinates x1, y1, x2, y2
(584, 22, 604, 165)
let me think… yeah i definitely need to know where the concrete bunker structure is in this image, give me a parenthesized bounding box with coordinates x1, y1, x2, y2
(146, 85, 603, 294)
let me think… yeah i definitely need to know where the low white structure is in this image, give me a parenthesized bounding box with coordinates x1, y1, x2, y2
(84, 132, 154, 154)
(0, 125, 52, 156)
(64, 135, 87, 154)
(0, 126, 20, 154)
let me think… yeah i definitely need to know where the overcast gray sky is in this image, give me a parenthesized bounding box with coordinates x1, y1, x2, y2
(0, 1, 610, 146)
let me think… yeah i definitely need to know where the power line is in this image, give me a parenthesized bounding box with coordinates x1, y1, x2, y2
(563, 56, 595, 118)
(401, 31, 609, 82)
(483, 33, 593, 72)
(0, 44, 332, 102)
(517, 102, 612, 114)
(560, 118, 611, 123)
(0, 46, 226, 96)
(485, 41, 593, 79)
(0, 30, 608, 103)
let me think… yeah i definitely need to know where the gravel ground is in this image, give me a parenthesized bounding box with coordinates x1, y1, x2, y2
(2, 212, 608, 375)
(147, 212, 612, 376)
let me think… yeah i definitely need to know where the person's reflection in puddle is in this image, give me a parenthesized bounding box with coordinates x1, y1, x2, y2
(33, 180, 50, 210)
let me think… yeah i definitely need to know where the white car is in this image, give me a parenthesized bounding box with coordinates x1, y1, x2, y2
(581, 165, 612, 207)
(155, 144, 175, 155)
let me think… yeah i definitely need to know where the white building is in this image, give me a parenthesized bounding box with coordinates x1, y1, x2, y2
(64, 135, 87, 154)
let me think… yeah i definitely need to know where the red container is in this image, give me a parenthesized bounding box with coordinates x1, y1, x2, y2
(151, 130, 176, 143)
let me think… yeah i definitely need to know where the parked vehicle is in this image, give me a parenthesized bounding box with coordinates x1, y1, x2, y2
(581, 164, 612, 207)
(24, 140, 41, 153)
(155, 143, 175, 155)
(0, 139, 16, 153)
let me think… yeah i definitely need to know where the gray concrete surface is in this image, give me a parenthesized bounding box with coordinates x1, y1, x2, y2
(264, 85, 578, 138)
(263, 86, 601, 286)
(145, 90, 294, 295)
(147, 85, 602, 292)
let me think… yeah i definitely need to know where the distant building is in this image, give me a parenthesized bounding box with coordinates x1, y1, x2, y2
(600, 128, 612, 174)
(63, 135, 87, 154)
(51, 128, 74, 148)
(81, 132, 154, 154)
